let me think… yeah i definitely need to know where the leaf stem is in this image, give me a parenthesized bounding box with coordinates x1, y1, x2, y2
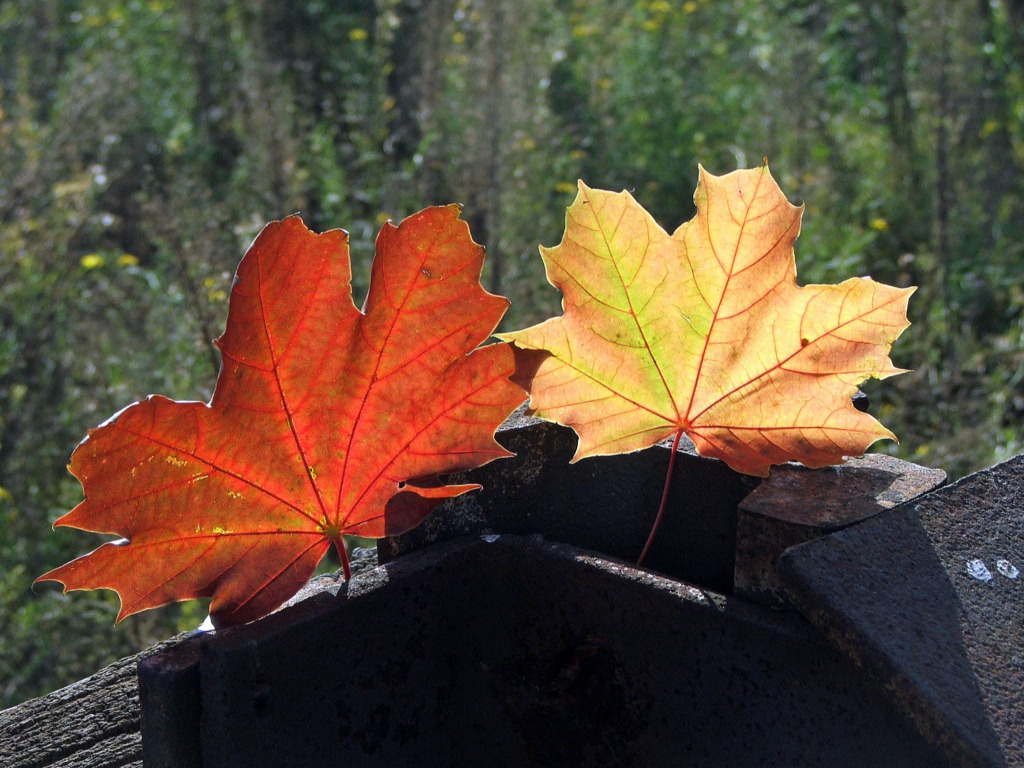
(333, 536, 352, 581)
(637, 429, 683, 566)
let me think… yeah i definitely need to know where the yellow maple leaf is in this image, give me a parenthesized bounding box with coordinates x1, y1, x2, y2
(500, 165, 913, 479)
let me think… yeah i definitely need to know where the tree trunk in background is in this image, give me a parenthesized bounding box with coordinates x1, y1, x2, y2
(183, 0, 241, 191)
(933, 5, 953, 357)
(873, 0, 931, 259)
(387, 0, 458, 202)
(480, 1, 506, 296)
(879, 1, 920, 190)
(1003, 0, 1024, 68)
(975, 0, 1024, 229)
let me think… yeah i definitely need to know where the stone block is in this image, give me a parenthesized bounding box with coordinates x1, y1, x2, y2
(379, 407, 756, 594)
(735, 453, 945, 606)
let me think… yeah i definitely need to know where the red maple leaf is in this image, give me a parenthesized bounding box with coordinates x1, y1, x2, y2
(39, 208, 525, 626)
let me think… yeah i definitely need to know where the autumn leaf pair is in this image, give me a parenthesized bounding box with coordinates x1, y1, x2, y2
(40, 166, 913, 627)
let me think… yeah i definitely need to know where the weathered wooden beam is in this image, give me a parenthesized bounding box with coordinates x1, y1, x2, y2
(0, 637, 162, 768)
(0, 550, 377, 767)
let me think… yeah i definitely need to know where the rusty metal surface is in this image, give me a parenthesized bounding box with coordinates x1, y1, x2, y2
(735, 454, 946, 606)
(778, 455, 1024, 768)
(145, 535, 948, 768)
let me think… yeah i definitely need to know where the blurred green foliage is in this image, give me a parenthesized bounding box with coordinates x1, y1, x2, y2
(2, 0, 1024, 707)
